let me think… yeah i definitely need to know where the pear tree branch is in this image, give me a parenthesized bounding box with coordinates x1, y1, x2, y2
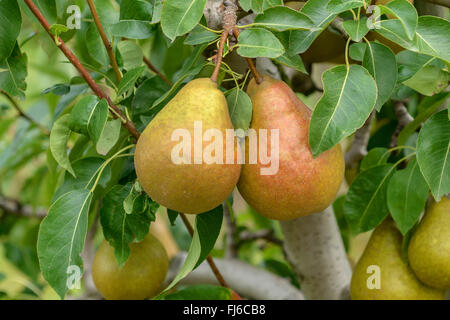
(345, 111, 375, 168)
(0, 196, 47, 218)
(87, 0, 122, 83)
(390, 101, 414, 148)
(143, 56, 172, 85)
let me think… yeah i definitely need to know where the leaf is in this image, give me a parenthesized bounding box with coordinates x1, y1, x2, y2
(387, 159, 429, 235)
(120, 0, 152, 21)
(117, 66, 146, 96)
(160, 206, 223, 295)
(273, 53, 307, 74)
(132, 76, 171, 116)
(396, 51, 441, 82)
(96, 118, 121, 156)
(151, 0, 163, 24)
(342, 16, 369, 42)
(0, 0, 21, 61)
(161, 0, 207, 40)
(85, 23, 109, 66)
(344, 164, 395, 234)
(184, 24, 219, 45)
(402, 66, 449, 96)
(50, 114, 75, 177)
(37, 189, 93, 299)
(363, 41, 397, 111)
(239, 0, 283, 13)
(110, 20, 154, 39)
(287, 0, 337, 54)
(42, 83, 70, 96)
(87, 99, 109, 149)
(237, 28, 285, 58)
(0, 45, 28, 99)
(309, 65, 377, 157)
(398, 92, 450, 146)
(327, 0, 364, 14)
(226, 88, 253, 131)
(253, 6, 313, 31)
(117, 40, 144, 70)
(416, 110, 450, 201)
(360, 147, 390, 172)
(167, 209, 179, 226)
(164, 284, 232, 300)
(379, 0, 418, 40)
(349, 42, 367, 61)
(68, 95, 99, 135)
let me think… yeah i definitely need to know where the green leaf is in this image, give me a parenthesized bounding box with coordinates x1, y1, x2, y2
(85, 23, 109, 66)
(288, 0, 337, 55)
(49, 24, 69, 37)
(110, 20, 154, 39)
(360, 147, 390, 172)
(42, 83, 70, 96)
(184, 24, 219, 45)
(344, 164, 395, 234)
(132, 76, 171, 116)
(37, 189, 93, 299)
(151, 0, 163, 24)
(161, 0, 207, 40)
(117, 66, 146, 96)
(274, 53, 307, 74)
(50, 114, 75, 177)
(35, 0, 57, 24)
(0, 0, 22, 61)
(237, 28, 285, 58)
(160, 206, 223, 295)
(397, 51, 441, 82)
(87, 99, 109, 150)
(387, 158, 429, 235)
(379, 0, 417, 40)
(416, 110, 450, 201)
(363, 41, 397, 111)
(239, 0, 282, 13)
(309, 65, 377, 157)
(167, 209, 179, 226)
(226, 88, 253, 131)
(253, 6, 313, 31)
(402, 66, 449, 96)
(349, 42, 367, 61)
(120, 0, 152, 21)
(117, 40, 144, 70)
(164, 284, 232, 300)
(68, 95, 99, 135)
(398, 92, 450, 146)
(96, 118, 121, 156)
(327, 0, 364, 14)
(0, 45, 28, 99)
(342, 17, 369, 42)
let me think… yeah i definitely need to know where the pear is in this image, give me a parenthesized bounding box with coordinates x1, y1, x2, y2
(237, 76, 344, 220)
(134, 78, 241, 214)
(351, 219, 445, 300)
(409, 197, 450, 290)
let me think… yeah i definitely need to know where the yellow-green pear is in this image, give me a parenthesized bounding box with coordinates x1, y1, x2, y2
(351, 219, 445, 300)
(409, 197, 450, 290)
(92, 234, 168, 300)
(134, 78, 241, 214)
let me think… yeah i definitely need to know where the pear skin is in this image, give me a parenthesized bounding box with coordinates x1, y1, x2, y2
(134, 78, 241, 214)
(351, 219, 445, 300)
(409, 197, 450, 290)
(92, 234, 168, 300)
(237, 76, 344, 220)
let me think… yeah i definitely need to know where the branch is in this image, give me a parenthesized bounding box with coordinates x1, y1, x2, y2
(210, 0, 238, 82)
(0, 196, 47, 218)
(280, 207, 352, 300)
(24, 0, 229, 288)
(345, 111, 375, 168)
(421, 0, 450, 8)
(24, 0, 140, 140)
(330, 17, 348, 39)
(168, 252, 305, 300)
(238, 229, 283, 246)
(143, 56, 172, 85)
(223, 201, 238, 259)
(390, 101, 414, 148)
(0, 89, 50, 135)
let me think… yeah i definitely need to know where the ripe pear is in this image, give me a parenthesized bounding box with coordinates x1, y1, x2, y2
(408, 197, 450, 290)
(134, 78, 241, 214)
(237, 76, 344, 220)
(92, 234, 169, 300)
(351, 219, 445, 300)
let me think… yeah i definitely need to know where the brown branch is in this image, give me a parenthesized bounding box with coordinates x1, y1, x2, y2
(330, 17, 348, 39)
(179, 212, 230, 288)
(390, 101, 414, 148)
(210, 0, 239, 82)
(345, 111, 375, 168)
(0, 196, 47, 218)
(421, 0, 450, 8)
(87, 0, 122, 83)
(24, 0, 140, 140)
(0, 89, 50, 135)
(238, 229, 283, 246)
(223, 201, 238, 259)
(143, 56, 172, 85)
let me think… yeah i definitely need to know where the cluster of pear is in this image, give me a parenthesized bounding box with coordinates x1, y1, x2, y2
(134, 76, 344, 220)
(351, 197, 450, 300)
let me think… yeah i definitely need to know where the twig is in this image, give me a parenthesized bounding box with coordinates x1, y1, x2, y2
(24, 0, 229, 289)
(238, 229, 283, 246)
(345, 111, 375, 168)
(87, 0, 122, 83)
(143, 56, 172, 85)
(0, 89, 50, 135)
(24, 0, 140, 140)
(223, 201, 238, 258)
(232, 28, 263, 84)
(0, 196, 47, 218)
(422, 0, 450, 8)
(330, 17, 349, 39)
(390, 101, 414, 148)
(210, 0, 239, 82)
